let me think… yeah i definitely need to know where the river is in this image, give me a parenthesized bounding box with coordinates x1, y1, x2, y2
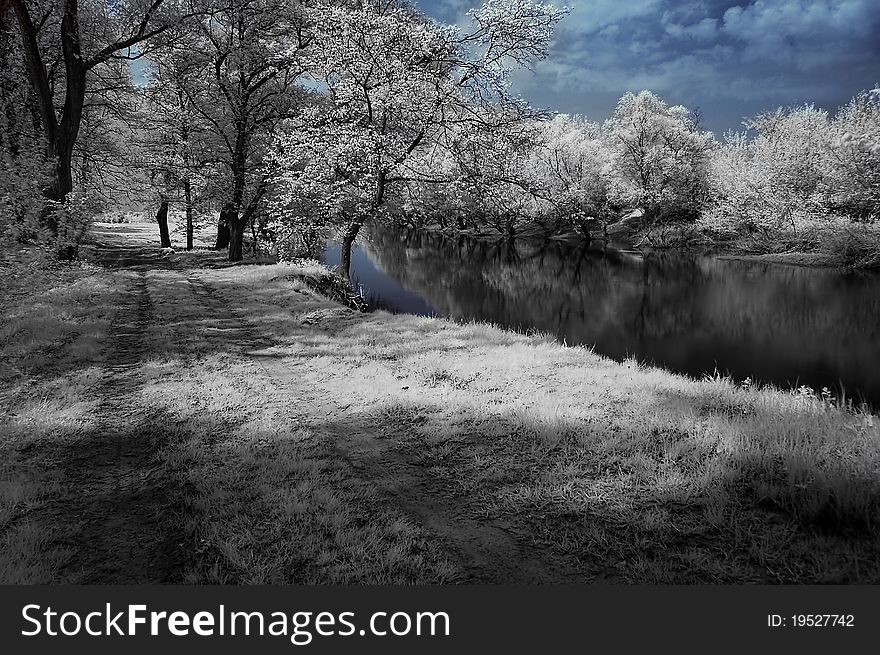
(323, 222, 880, 409)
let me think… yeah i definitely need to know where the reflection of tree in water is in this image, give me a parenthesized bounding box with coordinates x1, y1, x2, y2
(360, 222, 880, 405)
(363, 224, 699, 342)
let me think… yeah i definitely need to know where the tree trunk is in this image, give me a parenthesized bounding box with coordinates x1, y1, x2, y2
(340, 170, 385, 279)
(214, 206, 231, 250)
(226, 119, 248, 262)
(10, 1, 58, 178)
(10, 0, 85, 232)
(228, 219, 244, 262)
(46, 7, 85, 203)
(184, 178, 193, 251)
(579, 220, 593, 243)
(156, 200, 171, 248)
(340, 216, 365, 281)
(506, 220, 516, 240)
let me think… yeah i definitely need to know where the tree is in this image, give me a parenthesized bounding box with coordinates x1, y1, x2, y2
(826, 87, 880, 222)
(746, 104, 831, 215)
(2, 0, 198, 244)
(606, 90, 714, 226)
(707, 104, 833, 237)
(704, 130, 775, 237)
(436, 116, 549, 238)
(531, 114, 618, 240)
(398, 135, 541, 236)
(1, 17, 51, 244)
(269, 0, 567, 277)
(156, 0, 313, 262)
(135, 51, 217, 250)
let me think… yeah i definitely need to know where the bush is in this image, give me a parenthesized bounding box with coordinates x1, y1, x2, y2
(0, 148, 53, 246)
(823, 224, 880, 269)
(50, 192, 95, 260)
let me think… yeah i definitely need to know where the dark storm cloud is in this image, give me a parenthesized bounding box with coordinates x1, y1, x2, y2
(414, 0, 880, 135)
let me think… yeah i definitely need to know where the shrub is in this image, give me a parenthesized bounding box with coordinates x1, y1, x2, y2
(51, 192, 95, 260)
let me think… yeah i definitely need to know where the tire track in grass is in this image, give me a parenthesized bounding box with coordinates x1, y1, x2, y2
(71, 223, 597, 582)
(186, 274, 589, 582)
(48, 270, 188, 583)
(324, 426, 584, 583)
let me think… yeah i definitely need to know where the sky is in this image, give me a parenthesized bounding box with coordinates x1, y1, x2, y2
(415, 0, 880, 136)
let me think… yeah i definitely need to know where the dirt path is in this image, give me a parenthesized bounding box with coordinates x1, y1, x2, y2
(30, 228, 214, 583)
(9, 228, 223, 582)
(25, 222, 596, 583)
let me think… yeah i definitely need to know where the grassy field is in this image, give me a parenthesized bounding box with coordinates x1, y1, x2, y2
(1, 221, 879, 583)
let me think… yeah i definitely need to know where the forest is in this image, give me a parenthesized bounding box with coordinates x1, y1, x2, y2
(2, 0, 879, 270)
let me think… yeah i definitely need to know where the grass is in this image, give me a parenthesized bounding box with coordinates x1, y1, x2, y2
(143, 356, 459, 584)
(710, 218, 880, 270)
(1, 223, 879, 583)
(195, 260, 880, 582)
(625, 213, 880, 271)
(0, 249, 120, 583)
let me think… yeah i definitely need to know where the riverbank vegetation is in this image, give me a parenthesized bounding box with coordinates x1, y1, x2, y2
(2, 1, 878, 270)
(390, 88, 880, 269)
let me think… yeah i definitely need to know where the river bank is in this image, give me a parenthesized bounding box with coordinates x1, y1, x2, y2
(633, 221, 880, 271)
(405, 214, 880, 272)
(330, 223, 880, 410)
(2, 222, 879, 583)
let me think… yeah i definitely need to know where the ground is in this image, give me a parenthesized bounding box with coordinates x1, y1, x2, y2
(1, 221, 879, 584)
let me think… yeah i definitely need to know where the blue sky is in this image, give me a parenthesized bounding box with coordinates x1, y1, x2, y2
(415, 0, 880, 136)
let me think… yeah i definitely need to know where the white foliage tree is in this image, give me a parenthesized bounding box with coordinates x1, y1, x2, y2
(747, 105, 831, 218)
(268, 0, 567, 275)
(531, 114, 618, 239)
(708, 104, 835, 237)
(606, 90, 714, 225)
(826, 87, 880, 222)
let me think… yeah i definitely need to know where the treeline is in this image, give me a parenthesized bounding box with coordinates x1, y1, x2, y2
(1, 1, 878, 269)
(398, 88, 880, 268)
(0, 0, 569, 264)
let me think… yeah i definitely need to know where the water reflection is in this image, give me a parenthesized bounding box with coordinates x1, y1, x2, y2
(323, 223, 880, 408)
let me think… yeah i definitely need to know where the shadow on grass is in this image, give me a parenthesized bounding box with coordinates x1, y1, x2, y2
(333, 395, 880, 584)
(2, 403, 464, 584)
(1, 407, 190, 584)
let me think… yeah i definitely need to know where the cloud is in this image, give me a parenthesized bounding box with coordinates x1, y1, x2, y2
(719, 0, 877, 65)
(721, 0, 874, 41)
(663, 17, 718, 41)
(563, 0, 662, 34)
(416, 1, 880, 134)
